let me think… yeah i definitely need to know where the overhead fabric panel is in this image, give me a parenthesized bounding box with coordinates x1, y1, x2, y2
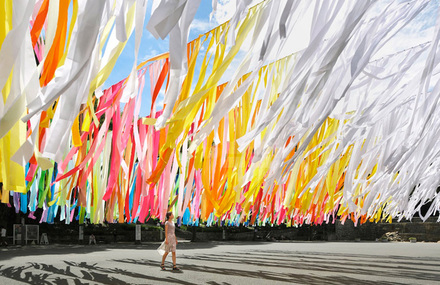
(0, 0, 440, 226)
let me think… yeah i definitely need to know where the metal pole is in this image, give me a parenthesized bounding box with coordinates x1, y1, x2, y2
(79, 225, 84, 244)
(135, 224, 141, 244)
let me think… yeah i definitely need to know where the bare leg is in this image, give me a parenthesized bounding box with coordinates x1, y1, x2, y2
(172, 251, 176, 266)
(162, 252, 168, 265)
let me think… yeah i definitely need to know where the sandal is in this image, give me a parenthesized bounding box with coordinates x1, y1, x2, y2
(160, 263, 166, 270)
(173, 265, 180, 271)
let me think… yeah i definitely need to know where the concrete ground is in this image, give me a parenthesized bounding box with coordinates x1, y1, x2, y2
(0, 241, 439, 285)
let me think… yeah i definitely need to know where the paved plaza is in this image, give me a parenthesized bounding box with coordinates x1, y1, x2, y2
(0, 241, 439, 284)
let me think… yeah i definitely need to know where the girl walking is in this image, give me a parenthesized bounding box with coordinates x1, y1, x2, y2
(159, 212, 179, 270)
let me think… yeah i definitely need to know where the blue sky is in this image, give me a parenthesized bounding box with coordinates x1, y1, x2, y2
(104, 1, 219, 117)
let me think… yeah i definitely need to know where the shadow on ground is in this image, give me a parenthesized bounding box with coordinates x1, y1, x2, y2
(0, 261, 192, 285)
(1, 246, 440, 284)
(181, 250, 440, 284)
(0, 240, 225, 262)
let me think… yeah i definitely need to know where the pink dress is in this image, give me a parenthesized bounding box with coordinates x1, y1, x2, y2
(165, 221, 176, 252)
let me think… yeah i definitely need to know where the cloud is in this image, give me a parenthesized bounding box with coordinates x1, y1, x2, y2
(373, 1, 437, 60)
(212, 0, 236, 25)
(212, 0, 261, 25)
(190, 19, 217, 35)
(140, 49, 159, 62)
(138, 37, 169, 63)
(156, 89, 165, 109)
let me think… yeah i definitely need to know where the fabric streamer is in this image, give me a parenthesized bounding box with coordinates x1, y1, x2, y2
(0, 0, 440, 226)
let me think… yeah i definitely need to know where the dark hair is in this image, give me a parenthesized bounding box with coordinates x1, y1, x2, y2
(166, 212, 173, 220)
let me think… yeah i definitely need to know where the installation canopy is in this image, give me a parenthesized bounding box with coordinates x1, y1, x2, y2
(0, 0, 440, 226)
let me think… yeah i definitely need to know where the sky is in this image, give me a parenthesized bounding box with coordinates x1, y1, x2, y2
(104, 0, 438, 118)
(104, 0, 220, 117)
